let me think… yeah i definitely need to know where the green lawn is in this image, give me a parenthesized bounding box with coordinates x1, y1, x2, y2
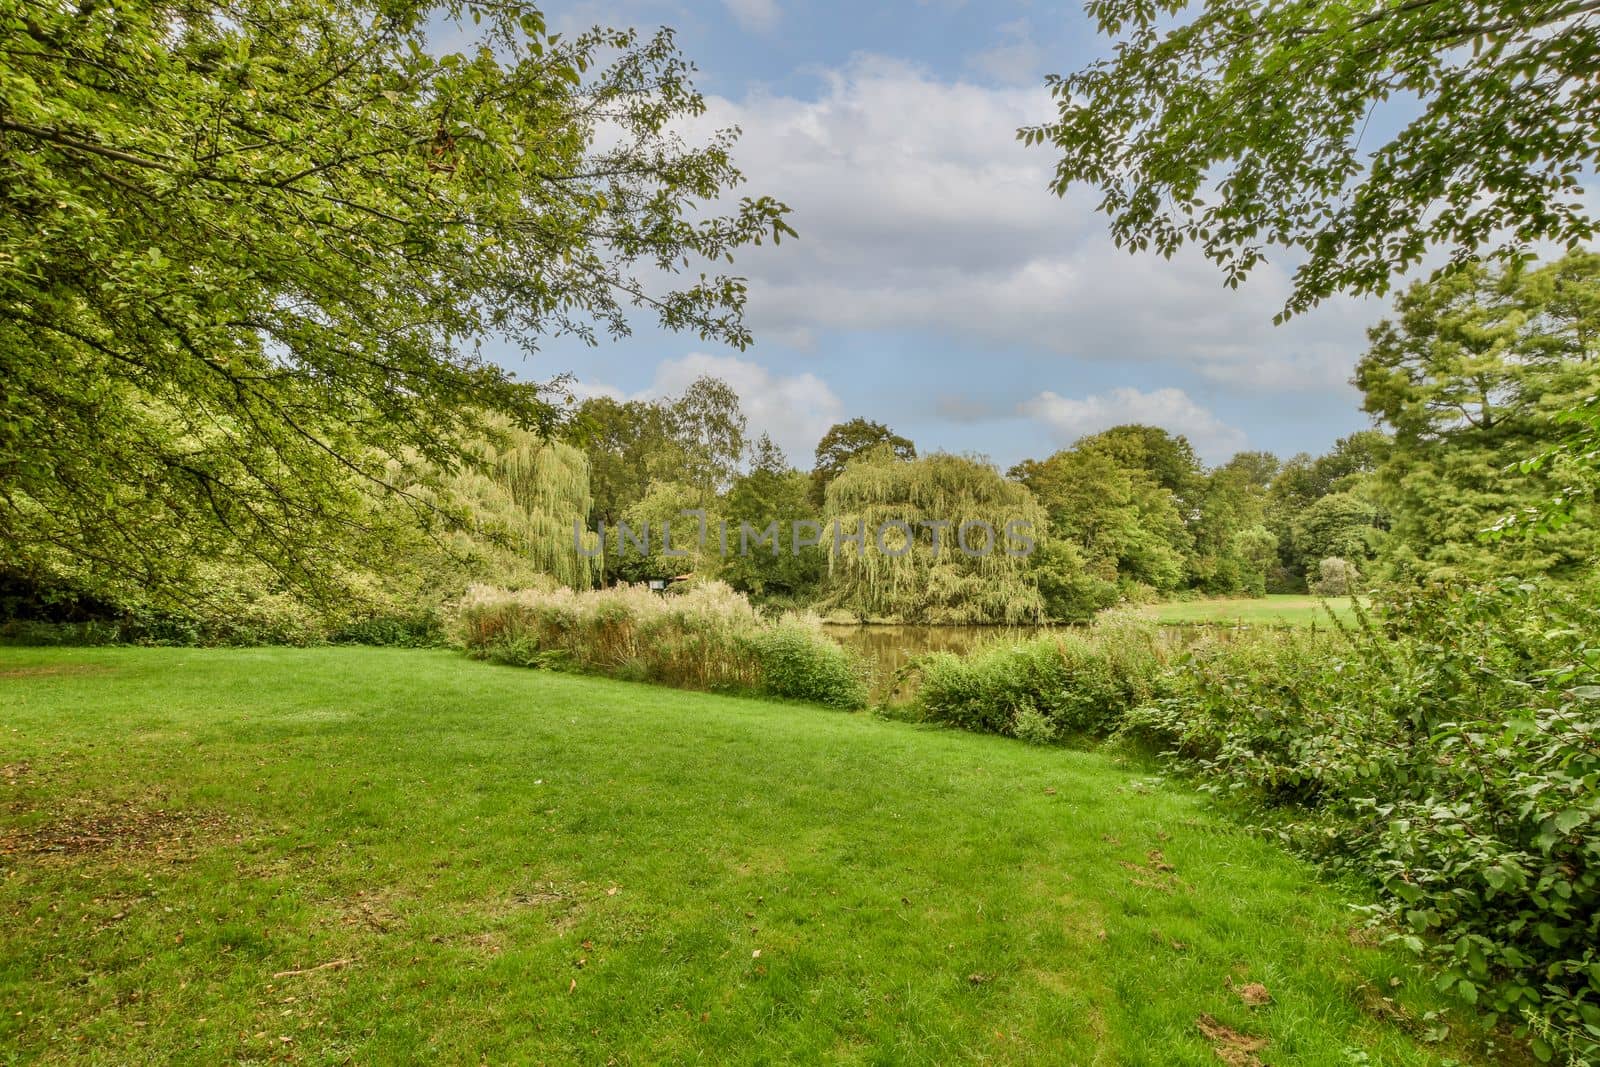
(1134, 594, 1361, 627)
(0, 647, 1515, 1064)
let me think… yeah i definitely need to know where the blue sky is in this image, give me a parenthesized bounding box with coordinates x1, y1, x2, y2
(504, 0, 1399, 468)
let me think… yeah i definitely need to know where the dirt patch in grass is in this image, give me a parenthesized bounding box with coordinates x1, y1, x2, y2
(0, 802, 241, 863)
(340, 888, 406, 934)
(1195, 1013, 1270, 1065)
(1118, 849, 1193, 894)
(471, 880, 592, 934)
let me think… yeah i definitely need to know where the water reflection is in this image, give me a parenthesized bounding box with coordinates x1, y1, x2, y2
(821, 623, 1068, 704)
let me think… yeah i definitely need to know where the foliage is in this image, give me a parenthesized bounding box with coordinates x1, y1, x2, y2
(1190, 459, 1277, 596)
(1074, 425, 1204, 512)
(667, 376, 748, 503)
(1493, 394, 1600, 537)
(1122, 582, 1600, 1061)
(810, 417, 917, 506)
(1309, 557, 1362, 596)
(720, 435, 826, 600)
(913, 616, 1171, 738)
(1267, 431, 1389, 590)
(610, 481, 724, 583)
(559, 396, 682, 529)
(440, 420, 600, 591)
(325, 614, 446, 648)
(1023, 0, 1600, 318)
(1357, 253, 1600, 583)
(1289, 491, 1384, 582)
(820, 452, 1046, 624)
(454, 581, 867, 708)
(1011, 445, 1189, 599)
(0, 0, 791, 612)
(1025, 540, 1122, 622)
(742, 621, 870, 710)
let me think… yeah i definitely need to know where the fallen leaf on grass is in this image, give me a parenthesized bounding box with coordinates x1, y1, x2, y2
(1195, 1014, 1269, 1066)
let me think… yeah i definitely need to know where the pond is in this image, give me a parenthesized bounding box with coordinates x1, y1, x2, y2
(820, 623, 1069, 703)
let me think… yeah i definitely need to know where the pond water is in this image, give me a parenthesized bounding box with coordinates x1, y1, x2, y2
(820, 623, 1069, 702)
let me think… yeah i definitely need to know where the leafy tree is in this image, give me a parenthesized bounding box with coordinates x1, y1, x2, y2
(1023, 0, 1600, 318)
(560, 396, 681, 530)
(1025, 540, 1120, 622)
(1224, 451, 1280, 490)
(1010, 446, 1189, 597)
(810, 418, 916, 505)
(1271, 431, 1389, 514)
(0, 0, 791, 614)
(1288, 491, 1383, 584)
(1265, 432, 1388, 589)
(821, 452, 1045, 624)
(1073, 425, 1205, 513)
(613, 481, 723, 584)
(1191, 460, 1276, 595)
(668, 376, 748, 503)
(1356, 253, 1600, 580)
(721, 435, 825, 601)
(385, 418, 600, 597)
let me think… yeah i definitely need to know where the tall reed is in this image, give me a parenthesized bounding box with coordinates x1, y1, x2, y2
(453, 581, 868, 709)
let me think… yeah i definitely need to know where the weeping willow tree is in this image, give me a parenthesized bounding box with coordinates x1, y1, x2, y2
(822, 451, 1047, 624)
(453, 421, 600, 590)
(381, 417, 600, 598)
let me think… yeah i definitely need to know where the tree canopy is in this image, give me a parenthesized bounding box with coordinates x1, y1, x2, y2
(0, 0, 791, 611)
(810, 418, 917, 505)
(1356, 252, 1600, 579)
(1024, 0, 1600, 318)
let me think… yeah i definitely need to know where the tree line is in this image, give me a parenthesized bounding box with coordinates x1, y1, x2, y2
(548, 251, 1598, 623)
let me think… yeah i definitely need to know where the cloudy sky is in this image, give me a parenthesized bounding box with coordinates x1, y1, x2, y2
(500, 0, 1401, 468)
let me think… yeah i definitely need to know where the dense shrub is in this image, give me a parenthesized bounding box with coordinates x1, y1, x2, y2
(454, 582, 868, 709)
(327, 614, 446, 648)
(744, 622, 870, 710)
(1123, 582, 1600, 1062)
(912, 615, 1171, 738)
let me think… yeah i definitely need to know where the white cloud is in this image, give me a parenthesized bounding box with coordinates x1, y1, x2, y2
(722, 0, 780, 34)
(1020, 387, 1248, 462)
(572, 353, 843, 466)
(683, 56, 1377, 394)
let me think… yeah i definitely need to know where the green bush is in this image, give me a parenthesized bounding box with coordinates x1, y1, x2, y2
(744, 622, 870, 710)
(913, 615, 1170, 739)
(454, 582, 869, 709)
(327, 614, 445, 648)
(1123, 582, 1600, 1062)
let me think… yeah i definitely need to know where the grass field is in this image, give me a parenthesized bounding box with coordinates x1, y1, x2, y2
(1134, 595, 1361, 628)
(0, 647, 1516, 1064)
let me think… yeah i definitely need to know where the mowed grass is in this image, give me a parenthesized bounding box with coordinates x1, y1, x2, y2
(0, 648, 1511, 1065)
(1134, 595, 1361, 628)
